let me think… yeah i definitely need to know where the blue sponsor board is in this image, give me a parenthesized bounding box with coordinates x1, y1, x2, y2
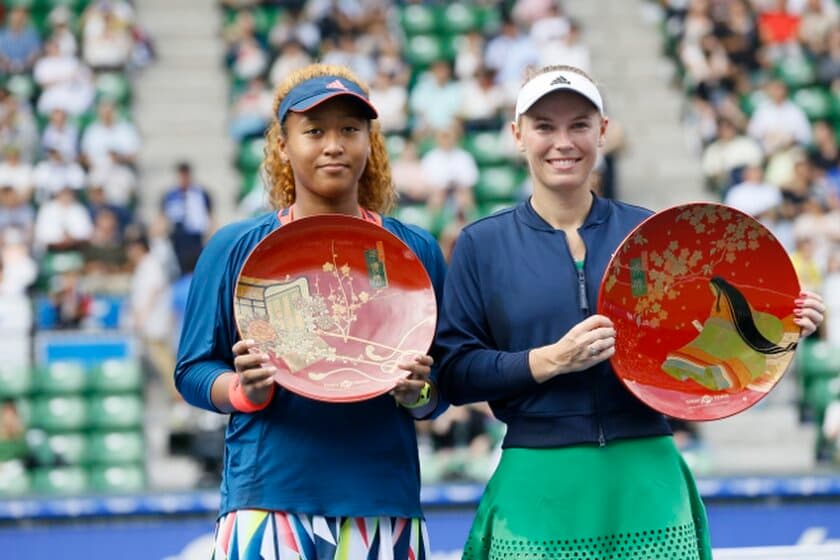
(1, 478, 840, 559)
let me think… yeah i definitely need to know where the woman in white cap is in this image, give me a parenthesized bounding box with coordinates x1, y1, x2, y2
(175, 63, 446, 559)
(435, 65, 826, 559)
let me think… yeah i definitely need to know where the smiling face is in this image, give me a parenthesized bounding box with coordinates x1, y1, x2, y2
(513, 90, 607, 196)
(278, 96, 372, 210)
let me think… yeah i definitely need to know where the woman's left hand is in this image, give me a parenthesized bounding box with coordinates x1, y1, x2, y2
(795, 290, 825, 338)
(392, 354, 434, 407)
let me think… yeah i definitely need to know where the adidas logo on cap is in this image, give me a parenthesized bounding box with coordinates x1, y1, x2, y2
(326, 79, 348, 90)
(550, 75, 571, 86)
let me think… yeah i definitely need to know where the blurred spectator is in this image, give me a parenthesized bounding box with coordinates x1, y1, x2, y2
(458, 67, 506, 132)
(0, 89, 38, 162)
(425, 403, 500, 482)
(680, 32, 733, 102)
(597, 116, 627, 200)
(41, 109, 80, 162)
(723, 163, 782, 216)
(229, 76, 274, 142)
(798, 0, 839, 52)
(746, 79, 811, 154)
(790, 233, 823, 292)
(46, 6, 78, 56)
(816, 26, 840, 84)
(392, 138, 432, 205)
(716, 0, 761, 74)
(321, 34, 375, 83)
(230, 34, 269, 81)
(757, 0, 801, 57)
(538, 18, 591, 72)
(33, 39, 96, 117)
(33, 186, 94, 253)
(0, 227, 36, 296)
(0, 187, 34, 242)
(86, 183, 131, 232)
(454, 31, 486, 82)
(0, 145, 33, 202)
(484, 17, 539, 101)
(80, 100, 141, 169)
(268, 10, 320, 54)
(409, 60, 464, 134)
(701, 117, 763, 193)
(88, 153, 137, 210)
(824, 246, 840, 346)
(32, 146, 86, 204)
(83, 207, 127, 277)
(267, 40, 312, 88)
(0, 7, 41, 75)
(369, 69, 408, 135)
(82, 0, 134, 71)
(0, 399, 27, 468)
(49, 268, 91, 329)
(126, 232, 177, 399)
(421, 125, 479, 212)
(161, 161, 213, 274)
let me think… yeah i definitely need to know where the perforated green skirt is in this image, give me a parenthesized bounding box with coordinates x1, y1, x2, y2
(462, 436, 712, 560)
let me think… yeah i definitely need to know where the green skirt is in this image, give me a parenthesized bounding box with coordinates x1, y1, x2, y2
(463, 436, 712, 560)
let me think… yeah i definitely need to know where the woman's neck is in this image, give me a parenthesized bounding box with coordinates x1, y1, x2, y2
(292, 191, 361, 219)
(530, 186, 593, 231)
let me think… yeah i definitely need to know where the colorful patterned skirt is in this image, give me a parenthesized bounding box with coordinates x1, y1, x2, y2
(462, 436, 712, 560)
(211, 509, 429, 560)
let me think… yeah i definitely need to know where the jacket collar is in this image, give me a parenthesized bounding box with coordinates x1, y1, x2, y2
(516, 192, 611, 232)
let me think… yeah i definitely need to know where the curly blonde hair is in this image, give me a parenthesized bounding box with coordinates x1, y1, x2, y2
(262, 64, 396, 213)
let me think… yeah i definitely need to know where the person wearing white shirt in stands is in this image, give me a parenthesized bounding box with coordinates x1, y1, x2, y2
(0, 146, 33, 202)
(724, 163, 783, 218)
(41, 109, 79, 162)
(80, 100, 140, 168)
(420, 124, 479, 211)
(747, 79, 812, 154)
(33, 185, 94, 252)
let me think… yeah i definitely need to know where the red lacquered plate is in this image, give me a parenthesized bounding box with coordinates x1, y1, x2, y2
(598, 203, 801, 421)
(234, 214, 436, 402)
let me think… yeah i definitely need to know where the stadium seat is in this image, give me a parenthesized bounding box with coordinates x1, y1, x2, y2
(31, 396, 88, 432)
(792, 87, 833, 121)
(35, 361, 88, 395)
(88, 465, 145, 494)
(393, 205, 441, 236)
(95, 72, 132, 105)
(474, 165, 524, 204)
(0, 462, 30, 497)
(799, 340, 840, 378)
(476, 6, 502, 34)
(0, 364, 33, 398)
(404, 35, 448, 68)
(87, 395, 144, 430)
(774, 56, 816, 89)
(237, 138, 266, 173)
(400, 4, 437, 35)
(43, 433, 88, 466)
(385, 134, 407, 159)
(88, 359, 142, 394)
(463, 131, 509, 166)
(4, 74, 36, 101)
(86, 431, 145, 465)
(441, 3, 480, 34)
(31, 466, 89, 496)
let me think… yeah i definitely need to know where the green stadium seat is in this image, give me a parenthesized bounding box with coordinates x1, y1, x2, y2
(86, 431, 144, 465)
(400, 4, 437, 35)
(5, 74, 36, 101)
(88, 359, 142, 394)
(393, 205, 441, 236)
(463, 131, 509, 166)
(0, 364, 33, 398)
(775, 56, 816, 89)
(404, 35, 448, 68)
(474, 165, 524, 204)
(35, 361, 88, 395)
(44, 433, 88, 465)
(739, 90, 768, 117)
(31, 466, 88, 496)
(88, 395, 143, 430)
(237, 138, 266, 173)
(0, 462, 30, 497)
(477, 5, 502, 34)
(238, 171, 266, 202)
(792, 87, 832, 120)
(95, 72, 132, 105)
(386, 134, 407, 159)
(799, 340, 840, 378)
(89, 465, 145, 494)
(251, 5, 280, 37)
(31, 396, 88, 432)
(478, 201, 516, 219)
(440, 3, 480, 34)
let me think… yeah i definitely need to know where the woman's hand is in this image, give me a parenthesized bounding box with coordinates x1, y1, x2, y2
(392, 354, 434, 407)
(795, 290, 825, 338)
(529, 315, 616, 383)
(231, 339, 277, 406)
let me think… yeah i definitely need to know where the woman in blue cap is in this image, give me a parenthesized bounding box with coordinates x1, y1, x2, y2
(435, 64, 826, 559)
(175, 63, 446, 559)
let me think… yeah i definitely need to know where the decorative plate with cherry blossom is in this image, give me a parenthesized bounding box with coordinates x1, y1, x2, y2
(598, 203, 801, 420)
(234, 214, 436, 402)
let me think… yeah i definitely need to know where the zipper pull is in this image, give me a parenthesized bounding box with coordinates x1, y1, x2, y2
(598, 425, 606, 447)
(577, 266, 589, 314)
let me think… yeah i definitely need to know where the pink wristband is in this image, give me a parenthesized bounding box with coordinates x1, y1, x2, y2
(228, 376, 275, 413)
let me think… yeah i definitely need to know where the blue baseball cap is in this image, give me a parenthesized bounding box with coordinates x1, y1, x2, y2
(277, 75, 378, 122)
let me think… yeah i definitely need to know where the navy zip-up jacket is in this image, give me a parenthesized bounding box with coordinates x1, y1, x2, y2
(436, 195, 671, 448)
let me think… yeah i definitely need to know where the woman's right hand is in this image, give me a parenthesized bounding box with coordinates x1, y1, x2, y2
(529, 315, 616, 383)
(231, 339, 277, 405)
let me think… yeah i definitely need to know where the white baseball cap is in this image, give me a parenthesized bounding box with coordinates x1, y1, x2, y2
(514, 69, 604, 121)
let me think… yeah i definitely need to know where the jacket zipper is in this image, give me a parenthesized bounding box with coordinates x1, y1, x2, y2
(574, 246, 605, 447)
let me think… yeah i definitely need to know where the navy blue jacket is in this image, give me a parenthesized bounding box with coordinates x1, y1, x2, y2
(436, 195, 671, 448)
